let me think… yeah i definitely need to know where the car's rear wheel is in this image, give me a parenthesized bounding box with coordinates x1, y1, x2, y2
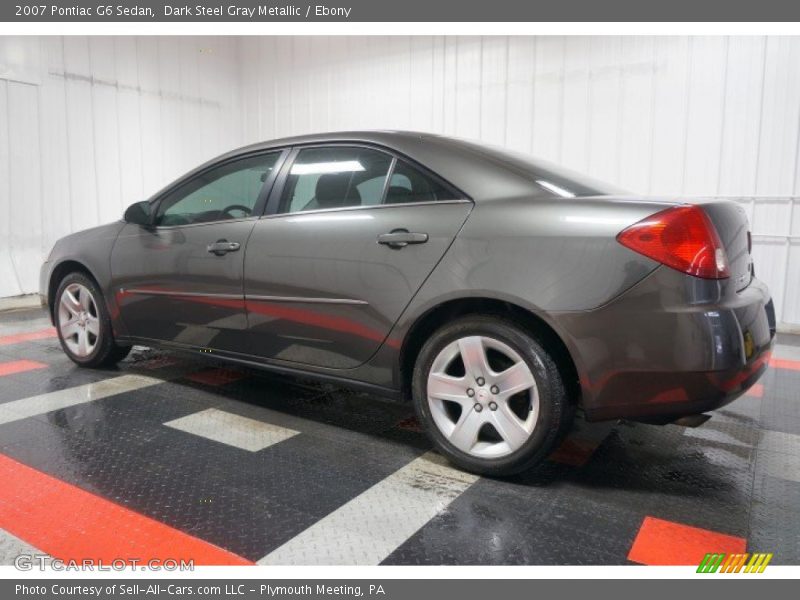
(412, 315, 574, 476)
(55, 272, 131, 368)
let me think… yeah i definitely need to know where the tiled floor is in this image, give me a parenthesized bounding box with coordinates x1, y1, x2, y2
(0, 307, 799, 566)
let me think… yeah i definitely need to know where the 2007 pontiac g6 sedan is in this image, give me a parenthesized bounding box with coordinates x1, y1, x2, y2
(40, 131, 776, 476)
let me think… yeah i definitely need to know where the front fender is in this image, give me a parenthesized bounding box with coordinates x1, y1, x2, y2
(41, 222, 127, 334)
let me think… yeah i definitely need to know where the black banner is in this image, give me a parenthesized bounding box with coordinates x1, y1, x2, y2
(5, 579, 800, 599)
(3, 0, 800, 22)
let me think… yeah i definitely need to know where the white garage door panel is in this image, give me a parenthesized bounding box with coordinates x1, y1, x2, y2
(683, 37, 727, 196)
(561, 37, 592, 175)
(39, 72, 72, 253)
(0, 79, 19, 298)
(480, 36, 507, 146)
(0, 37, 42, 85)
(504, 37, 536, 154)
(117, 89, 145, 208)
(649, 37, 690, 196)
(587, 36, 622, 182)
(7, 82, 43, 295)
(718, 37, 765, 197)
(617, 37, 655, 193)
(455, 37, 482, 140)
(93, 84, 124, 224)
(531, 36, 563, 163)
(784, 242, 800, 326)
(756, 37, 800, 197)
(65, 77, 98, 233)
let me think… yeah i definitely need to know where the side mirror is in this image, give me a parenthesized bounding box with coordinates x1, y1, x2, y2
(123, 201, 153, 227)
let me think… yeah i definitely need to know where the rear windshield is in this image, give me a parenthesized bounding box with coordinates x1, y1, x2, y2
(451, 138, 628, 198)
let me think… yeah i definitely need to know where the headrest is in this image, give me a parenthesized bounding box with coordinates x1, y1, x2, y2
(315, 174, 360, 209)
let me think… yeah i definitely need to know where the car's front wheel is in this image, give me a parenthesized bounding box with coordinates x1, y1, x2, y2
(412, 316, 574, 476)
(54, 272, 131, 368)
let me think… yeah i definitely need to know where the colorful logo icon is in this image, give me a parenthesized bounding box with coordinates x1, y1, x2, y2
(697, 552, 773, 573)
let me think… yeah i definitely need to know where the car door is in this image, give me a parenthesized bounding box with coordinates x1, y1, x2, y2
(111, 150, 285, 352)
(244, 145, 473, 369)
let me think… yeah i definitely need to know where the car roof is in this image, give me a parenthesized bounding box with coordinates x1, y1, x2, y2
(156, 131, 536, 202)
(151, 131, 618, 203)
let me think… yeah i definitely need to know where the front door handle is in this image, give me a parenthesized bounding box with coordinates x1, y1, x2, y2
(377, 229, 429, 249)
(207, 240, 241, 256)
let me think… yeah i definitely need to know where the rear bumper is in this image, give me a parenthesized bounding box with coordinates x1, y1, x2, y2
(552, 268, 776, 423)
(582, 340, 773, 423)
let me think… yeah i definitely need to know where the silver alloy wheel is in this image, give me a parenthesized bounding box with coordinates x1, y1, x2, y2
(427, 335, 539, 459)
(58, 283, 100, 358)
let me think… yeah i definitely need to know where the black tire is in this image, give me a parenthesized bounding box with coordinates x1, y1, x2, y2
(412, 315, 574, 476)
(54, 272, 131, 368)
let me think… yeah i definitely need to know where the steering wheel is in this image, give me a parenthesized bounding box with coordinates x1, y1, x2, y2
(219, 204, 252, 219)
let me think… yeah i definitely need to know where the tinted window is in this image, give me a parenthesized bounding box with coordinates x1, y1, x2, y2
(156, 152, 280, 226)
(385, 160, 458, 204)
(281, 147, 392, 213)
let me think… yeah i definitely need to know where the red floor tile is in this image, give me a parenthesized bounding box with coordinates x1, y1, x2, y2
(770, 357, 800, 371)
(0, 359, 48, 377)
(0, 453, 252, 565)
(745, 383, 764, 398)
(186, 367, 248, 387)
(628, 516, 746, 566)
(0, 327, 57, 346)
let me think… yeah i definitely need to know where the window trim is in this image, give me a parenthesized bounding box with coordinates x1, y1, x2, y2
(263, 142, 471, 218)
(379, 156, 398, 207)
(149, 148, 290, 230)
(259, 198, 474, 221)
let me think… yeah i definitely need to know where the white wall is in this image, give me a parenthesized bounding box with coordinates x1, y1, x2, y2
(2, 35, 800, 327)
(239, 36, 800, 328)
(0, 36, 242, 298)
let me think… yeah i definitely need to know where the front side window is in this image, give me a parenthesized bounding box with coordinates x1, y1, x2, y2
(156, 152, 281, 226)
(280, 147, 393, 214)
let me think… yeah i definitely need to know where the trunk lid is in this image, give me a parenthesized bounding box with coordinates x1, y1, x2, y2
(691, 199, 753, 291)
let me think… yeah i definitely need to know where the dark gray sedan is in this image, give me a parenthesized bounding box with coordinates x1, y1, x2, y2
(40, 131, 775, 475)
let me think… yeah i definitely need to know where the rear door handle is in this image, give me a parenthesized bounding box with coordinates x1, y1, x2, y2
(207, 240, 241, 256)
(377, 230, 429, 249)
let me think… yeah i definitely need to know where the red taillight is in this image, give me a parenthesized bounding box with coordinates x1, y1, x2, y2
(616, 205, 730, 279)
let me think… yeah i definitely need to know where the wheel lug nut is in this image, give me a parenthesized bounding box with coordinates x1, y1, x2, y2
(474, 403, 483, 412)
(466, 388, 475, 397)
(490, 385, 499, 394)
(489, 401, 498, 411)
(476, 377, 485, 386)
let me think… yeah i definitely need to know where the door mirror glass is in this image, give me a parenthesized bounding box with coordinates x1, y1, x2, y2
(124, 201, 153, 227)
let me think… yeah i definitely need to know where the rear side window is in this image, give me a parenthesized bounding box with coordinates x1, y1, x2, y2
(385, 160, 459, 204)
(281, 147, 393, 213)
